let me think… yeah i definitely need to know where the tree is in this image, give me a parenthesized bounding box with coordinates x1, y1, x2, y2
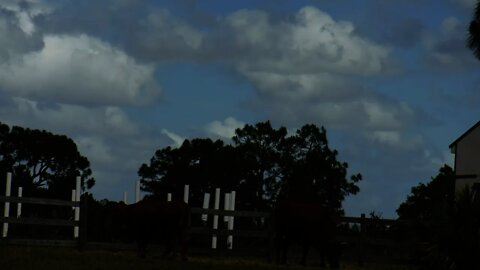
(396, 165, 480, 270)
(232, 121, 288, 209)
(0, 122, 94, 199)
(139, 121, 362, 215)
(397, 165, 455, 222)
(280, 124, 361, 213)
(139, 138, 240, 205)
(468, 1, 480, 60)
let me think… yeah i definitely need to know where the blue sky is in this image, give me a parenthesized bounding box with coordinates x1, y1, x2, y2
(0, 0, 479, 218)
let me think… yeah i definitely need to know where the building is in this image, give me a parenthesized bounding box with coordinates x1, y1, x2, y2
(449, 121, 480, 193)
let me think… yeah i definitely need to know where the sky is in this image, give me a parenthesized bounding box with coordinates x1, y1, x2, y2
(0, 0, 479, 218)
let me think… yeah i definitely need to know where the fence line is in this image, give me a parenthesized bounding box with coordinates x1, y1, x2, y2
(2, 172, 11, 237)
(1, 172, 84, 241)
(191, 208, 270, 218)
(0, 217, 78, 227)
(0, 200, 407, 265)
(1, 176, 405, 261)
(0, 196, 80, 207)
(0, 196, 82, 228)
(189, 207, 407, 265)
(0, 238, 78, 248)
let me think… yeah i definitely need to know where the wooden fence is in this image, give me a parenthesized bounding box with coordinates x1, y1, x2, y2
(0, 195, 86, 248)
(0, 201, 400, 241)
(0, 190, 406, 265)
(0, 196, 80, 226)
(188, 208, 404, 264)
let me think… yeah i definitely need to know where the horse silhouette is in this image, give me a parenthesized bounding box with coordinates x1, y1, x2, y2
(274, 199, 340, 268)
(112, 199, 190, 259)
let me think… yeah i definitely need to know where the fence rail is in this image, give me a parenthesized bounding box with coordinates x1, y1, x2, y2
(1, 195, 80, 227)
(0, 202, 410, 266)
(0, 196, 79, 207)
(190, 227, 269, 238)
(0, 194, 405, 263)
(0, 238, 78, 247)
(191, 207, 270, 218)
(0, 217, 78, 227)
(339, 216, 397, 225)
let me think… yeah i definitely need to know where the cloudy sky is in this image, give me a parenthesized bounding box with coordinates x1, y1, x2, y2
(0, 0, 479, 217)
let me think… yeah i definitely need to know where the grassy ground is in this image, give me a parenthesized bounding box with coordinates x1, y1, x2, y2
(0, 246, 417, 270)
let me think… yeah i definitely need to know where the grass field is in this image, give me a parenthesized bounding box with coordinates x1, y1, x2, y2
(0, 246, 417, 270)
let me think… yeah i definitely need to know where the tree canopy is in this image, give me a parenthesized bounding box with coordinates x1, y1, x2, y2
(138, 121, 361, 213)
(138, 138, 240, 206)
(280, 124, 361, 211)
(0, 122, 94, 199)
(396, 164, 455, 221)
(396, 165, 480, 270)
(468, 1, 480, 60)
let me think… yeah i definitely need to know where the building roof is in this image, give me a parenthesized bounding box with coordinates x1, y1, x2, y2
(449, 121, 480, 152)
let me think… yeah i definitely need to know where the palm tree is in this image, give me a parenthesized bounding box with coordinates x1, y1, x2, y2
(468, 1, 480, 60)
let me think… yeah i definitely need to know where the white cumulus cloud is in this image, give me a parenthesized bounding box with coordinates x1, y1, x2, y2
(0, 34, 160, 107)
(226, 6, 391, 76)
(215, 6, 416, 133)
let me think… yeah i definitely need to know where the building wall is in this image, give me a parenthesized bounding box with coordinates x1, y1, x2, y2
(454, 126, 480, 193)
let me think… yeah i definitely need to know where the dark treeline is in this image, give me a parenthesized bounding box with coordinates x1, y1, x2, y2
(0, 121, 95, 239)
(0, 120, 362, 216)
(3, 120, 479, 269)
(138, 121, 362, 214)
(395, 165, 480, 270)
(0, 122, 94, 199)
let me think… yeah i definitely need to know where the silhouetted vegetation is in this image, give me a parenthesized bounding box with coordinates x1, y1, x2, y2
(0, 122, 94, 239)
(0, 122, 94, 199)
(139, 121, 361, 214)
(397, 165, 480, 270)
(468, 1, 480, 59)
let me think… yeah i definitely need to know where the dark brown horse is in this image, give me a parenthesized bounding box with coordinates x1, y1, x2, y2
(274, 199, 340, 268)
(112, 199, 191, 259)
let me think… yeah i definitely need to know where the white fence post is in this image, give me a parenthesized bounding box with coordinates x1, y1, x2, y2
(212, 188, 220, 249)
(184, 185, 189, 204)
(74, 176, 81, 239)
(17, 187, 22, 218)
(123, 192, 128, 204)
(167, 193, 172, 202)
(135, 181, 140, 203)
(2, 172, 12, 238)
(202, 193, 211, 222)
(224, 193, 230, 222)
(71, 190, 76, 210)
(227, 191, 236, 250)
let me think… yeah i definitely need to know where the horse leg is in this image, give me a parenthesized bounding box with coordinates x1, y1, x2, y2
(281, 236, 291, 265)
(275, 235, 283, 264)
(162, 236, 174, 260)
(180, 230, 189, 261)
(301, 238, 310, 266)
(318, 242, 326, 268)
(275, 235, 289, 265)
(326, 241, 340, 269)
(137, 239, 147, 258)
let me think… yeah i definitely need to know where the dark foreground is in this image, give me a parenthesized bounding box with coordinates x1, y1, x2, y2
(0, 246, 417, 270)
